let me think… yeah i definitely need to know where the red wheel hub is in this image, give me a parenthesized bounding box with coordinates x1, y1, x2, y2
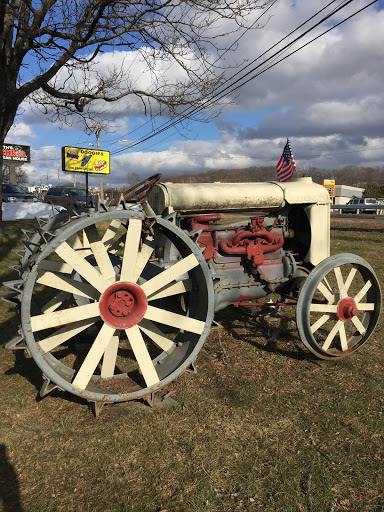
(99, 282, 147, 329)
(337, 297, 359, 322)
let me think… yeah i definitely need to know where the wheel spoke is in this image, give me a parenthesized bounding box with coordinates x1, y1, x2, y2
(148, 279, 192, 301)
(72, 323, 116, 390)
(141, 254, 199, 298)
(351, 315, 367, 335)
(38, 260, 72, 274)
(85, 224, 116, 282)
(68, 233, 84, 251)
(344, 266, 357, 294)
(41, 290, 70, 314)
(31, 302, 100, 332)
(125, 325, 159, 387)
(323, 277, 334, 294)
(102, 219, 122, 246)
(355, 302, 375, 311)
(339, 323, 348, 351)
(310, 304, 338, 313)
(310, 314, 330, 334)
(39, 318, 98, 353)
(317, 282, 335, 303)
(354, 280, 372, 304)
(133, 235, 156, 283)
(55, 241, 109, 293)
(83, 229, 90, 249)
(322, 320, 343, 351)
(36, 271, 100, 300)
(144, 305, 205, 334)
(101, 335, 120, 379)
(334, 267, 347, 298)
(139, 319, 174, 352)
(68, 233, 92, 258)
(120, 219, 142, 282)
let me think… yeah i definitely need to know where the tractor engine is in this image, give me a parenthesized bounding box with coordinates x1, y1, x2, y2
(181, 213, 296, 312)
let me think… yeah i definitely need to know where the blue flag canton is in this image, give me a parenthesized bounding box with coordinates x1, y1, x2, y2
(282, 142, 293, 164)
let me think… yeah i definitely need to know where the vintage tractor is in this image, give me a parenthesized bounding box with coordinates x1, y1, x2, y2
(3, 174, 381, 415)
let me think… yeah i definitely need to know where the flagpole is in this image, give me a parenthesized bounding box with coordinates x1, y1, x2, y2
(289, 137, 298, 179)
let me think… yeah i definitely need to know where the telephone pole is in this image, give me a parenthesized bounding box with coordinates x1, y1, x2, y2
(95, 127, 104, 202)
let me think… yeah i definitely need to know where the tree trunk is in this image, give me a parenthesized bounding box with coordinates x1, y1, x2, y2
(0, 92, 20, 232)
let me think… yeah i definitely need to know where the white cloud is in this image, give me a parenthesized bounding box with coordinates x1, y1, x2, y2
(7, 0, 384, 184)
(6, 122, 35, 140)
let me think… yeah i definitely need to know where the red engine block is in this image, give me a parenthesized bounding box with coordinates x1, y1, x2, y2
(187, 214, 284, 270)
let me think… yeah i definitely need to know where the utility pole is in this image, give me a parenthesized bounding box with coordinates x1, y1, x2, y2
(95, 127, 104, 202)
(57, 168, 61, 186)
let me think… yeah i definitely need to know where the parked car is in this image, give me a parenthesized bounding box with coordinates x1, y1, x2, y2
(44, 187, 93, 208)
(2, 183, 42, 202)
(341, 198, 378, 214)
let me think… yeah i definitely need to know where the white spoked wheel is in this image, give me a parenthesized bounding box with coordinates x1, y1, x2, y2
(20, 210, 214, 404)
(296, 254, 381, 359)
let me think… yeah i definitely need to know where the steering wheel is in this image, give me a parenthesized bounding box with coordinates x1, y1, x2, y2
(109, 173, 162, 206)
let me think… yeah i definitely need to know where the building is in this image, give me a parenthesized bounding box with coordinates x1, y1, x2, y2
(333, 185, 364, 205)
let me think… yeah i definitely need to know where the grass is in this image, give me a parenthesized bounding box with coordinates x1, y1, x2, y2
(0, 216, 383, 512)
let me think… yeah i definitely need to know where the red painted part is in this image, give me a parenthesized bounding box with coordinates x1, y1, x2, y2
(197, 231, 216, 260)
(250, 217, 264, 230)
(218, 231, 284, 267)
(232, 229, 280, 247)
(192, 213, 221, 225)
(337, 297, 359, 322)
(99, 282, 147, 329)
(107, 290, 135, 317)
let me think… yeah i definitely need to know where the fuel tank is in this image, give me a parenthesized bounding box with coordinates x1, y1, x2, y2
(147, 178, 330, 215)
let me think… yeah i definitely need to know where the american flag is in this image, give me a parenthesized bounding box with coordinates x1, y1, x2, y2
(276, 139, 296, 182)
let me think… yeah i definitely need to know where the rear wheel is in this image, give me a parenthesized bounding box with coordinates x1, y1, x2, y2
(20, 210, 214, 404)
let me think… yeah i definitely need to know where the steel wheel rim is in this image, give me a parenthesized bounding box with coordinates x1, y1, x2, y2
(21, 210, 214, 402)
(296, 253, 381, 359)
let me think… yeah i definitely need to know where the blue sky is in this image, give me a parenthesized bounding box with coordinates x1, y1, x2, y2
(6, 0, 384, 187)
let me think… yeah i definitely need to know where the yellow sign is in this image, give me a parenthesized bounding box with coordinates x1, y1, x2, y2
(323, 179, 335, 198)
(62, 146, 110, 174)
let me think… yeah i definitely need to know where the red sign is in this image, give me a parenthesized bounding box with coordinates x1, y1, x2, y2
(2, 143, 31, 163)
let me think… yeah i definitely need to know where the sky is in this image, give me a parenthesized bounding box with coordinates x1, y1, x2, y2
(4, 0, 384, 188)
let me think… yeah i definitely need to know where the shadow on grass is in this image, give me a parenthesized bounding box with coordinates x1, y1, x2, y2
(0, 444, 24, 512)
(215, 306, 317, 362)
(3, 349, 91, 410)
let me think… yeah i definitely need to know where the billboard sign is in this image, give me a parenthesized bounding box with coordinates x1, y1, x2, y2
(2, 143, 31, 163)
(62, 146, 110, 175)
(323, 179, 335, 198)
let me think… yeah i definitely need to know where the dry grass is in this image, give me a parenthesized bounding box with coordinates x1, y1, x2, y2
(0, 216, 383, 512)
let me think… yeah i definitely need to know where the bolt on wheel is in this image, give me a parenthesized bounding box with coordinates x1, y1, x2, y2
(20, 210, 214, 403)
(296, 253, 381, 359)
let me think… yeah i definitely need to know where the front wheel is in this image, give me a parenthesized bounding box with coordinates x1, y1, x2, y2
(296, 254, 381, 359)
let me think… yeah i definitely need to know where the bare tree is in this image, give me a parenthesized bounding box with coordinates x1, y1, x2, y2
(15, 168, 28, 186)
(0, 0, 270, 228)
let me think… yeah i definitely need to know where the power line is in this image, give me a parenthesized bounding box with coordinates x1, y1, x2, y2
(103, 0, 278, 148)
(110, 0, 345, 154)
(112, 0, 377, 156)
